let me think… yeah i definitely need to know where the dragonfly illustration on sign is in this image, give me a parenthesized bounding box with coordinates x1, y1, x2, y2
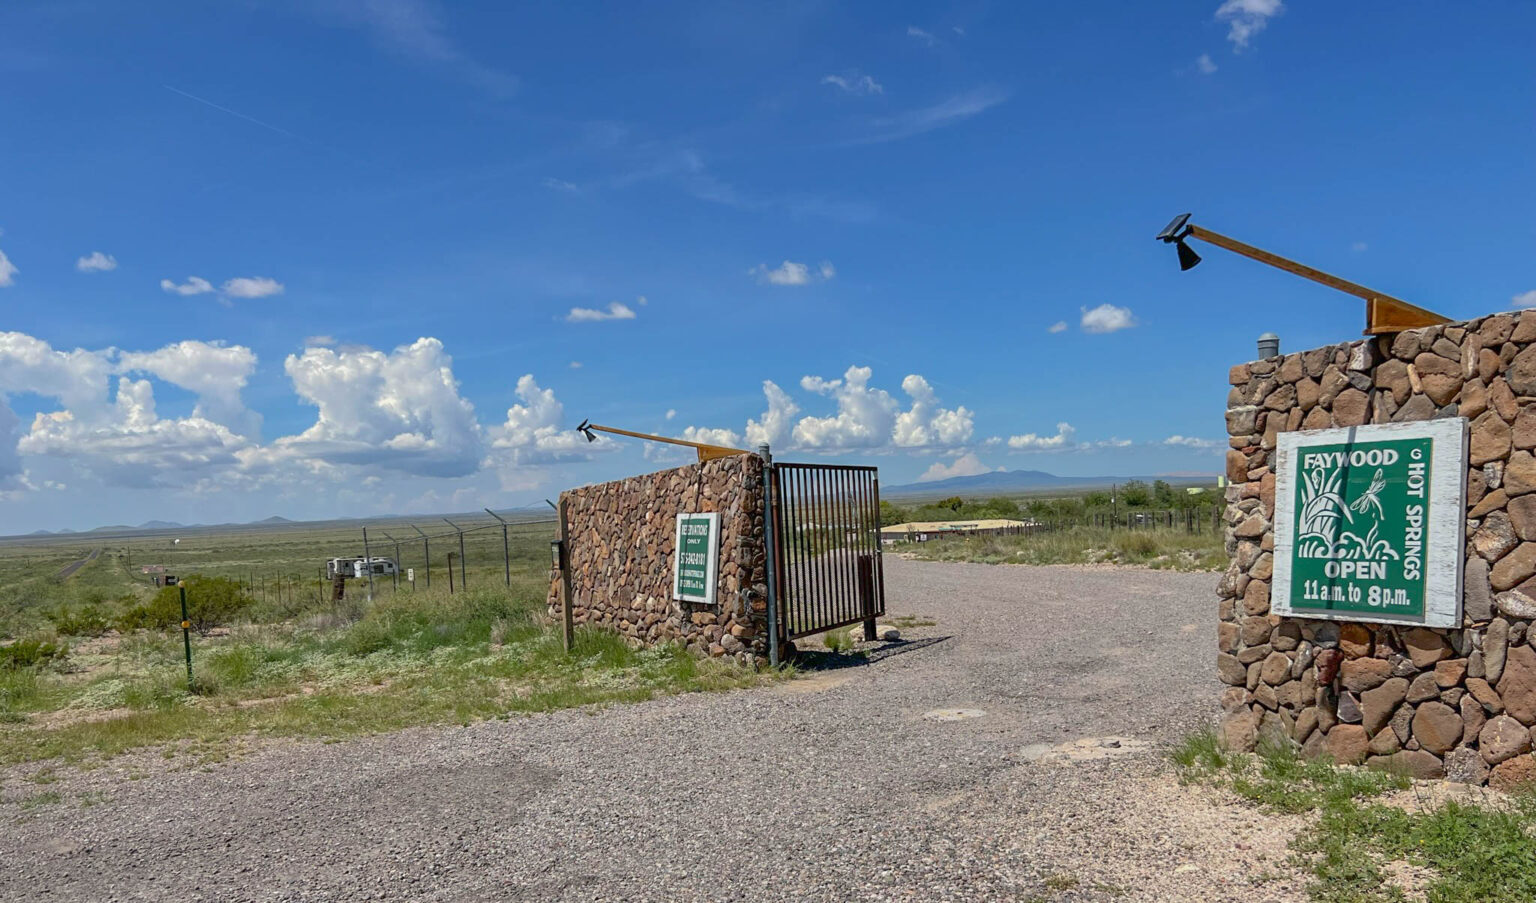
(1297, 466, 1398, 561)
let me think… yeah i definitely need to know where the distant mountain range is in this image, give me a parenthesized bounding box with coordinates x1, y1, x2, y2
(26, 516, 296, 536)
(884, 468, 1216, 497)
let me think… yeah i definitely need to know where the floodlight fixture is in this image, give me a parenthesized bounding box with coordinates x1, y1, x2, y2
(1155, 213, 1202, 271)
(1154, 212, 1451, 335)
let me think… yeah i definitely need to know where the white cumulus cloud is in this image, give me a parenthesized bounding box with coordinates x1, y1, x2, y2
(744, 381, 799, 448)
(117, 341, 260, 438)
(1007, 422, 1076, 450)
(161, 276, 214, 296)
(566, 301, 637, 322)
(1196, 53, 1218, 74)
(222, 276, 284, 299)
(76, 251, 117, 273)
(1080, 303, 1137, 334)
(0, 249, 15, 287)
(488, 374, 599, 466)
(916, 452, 997, 483)
(1215, 0, 1283, 50)
(893, 375, 973, 448)
(272, 338, 483, 478)
(1513, 290, 1536, 308)
(1047, 321, 1068, 334)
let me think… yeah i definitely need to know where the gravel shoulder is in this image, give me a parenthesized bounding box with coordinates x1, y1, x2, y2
(0, 559, 1310, 902)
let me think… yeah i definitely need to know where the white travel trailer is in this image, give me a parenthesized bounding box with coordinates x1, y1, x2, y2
(326, 557, 397, 580)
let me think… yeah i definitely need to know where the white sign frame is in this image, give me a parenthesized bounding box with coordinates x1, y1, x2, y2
(1272, 419, 1466, 628)
(672, 512, 720, 605)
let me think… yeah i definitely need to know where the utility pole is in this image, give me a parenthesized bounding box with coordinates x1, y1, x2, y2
(485, 509, 511, 587)
(444, 518, 467, 590)
(410, 524, 430, 588)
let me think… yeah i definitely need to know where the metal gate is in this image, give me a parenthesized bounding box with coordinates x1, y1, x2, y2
(767, 462, 886, 642)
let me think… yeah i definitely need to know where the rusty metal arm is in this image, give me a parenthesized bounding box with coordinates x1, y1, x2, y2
(579, 421, 750, 462)
(1182, 223, 1451, 336)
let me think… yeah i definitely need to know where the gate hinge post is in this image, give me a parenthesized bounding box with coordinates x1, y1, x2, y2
(758, 444, 780, 668)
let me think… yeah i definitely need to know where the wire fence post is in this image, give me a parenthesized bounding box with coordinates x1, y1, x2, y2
(381, 531, 401, 591)
(362, 527, 375, 600)
(486, 509, 511, 587)
(410, 524, 431, 588)
(443, 518, 467, 591)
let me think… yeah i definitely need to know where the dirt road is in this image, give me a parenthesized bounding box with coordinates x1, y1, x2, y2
(0, 559, 1308, 902)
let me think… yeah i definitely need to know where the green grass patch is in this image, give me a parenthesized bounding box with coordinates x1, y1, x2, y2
(1173, 731, 1536, 902)
(902, 526, 1224, 570)
(0, 585, 778, 769)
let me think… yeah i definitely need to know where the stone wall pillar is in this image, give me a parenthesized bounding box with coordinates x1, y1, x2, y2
(548, 454, 770, 665)
(1219, 311, 1536, 788)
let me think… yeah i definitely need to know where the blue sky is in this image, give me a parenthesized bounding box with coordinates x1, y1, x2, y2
(1, 1, 1533, 532)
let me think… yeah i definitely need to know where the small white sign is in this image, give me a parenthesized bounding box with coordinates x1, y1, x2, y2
(672, 512, 720, 605)
(407, 568, 415, 583)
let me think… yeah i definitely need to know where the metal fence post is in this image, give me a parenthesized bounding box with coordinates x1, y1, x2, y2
(486, 509, 511, 587)
(362, 527, 375, 600)
(558, 496, 575, 653)
(179, 585, 193, 689)
(758, 444, 781, 668)
(411, 524, 431, 588)
(444, 518, 466, 590)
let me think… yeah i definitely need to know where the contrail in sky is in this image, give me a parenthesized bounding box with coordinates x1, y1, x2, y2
(162, 85, 302, 140)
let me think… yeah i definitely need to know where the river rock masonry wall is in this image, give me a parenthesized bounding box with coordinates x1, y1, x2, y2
(1220, 309, 1536, 789)
(549, 453, 770, 665)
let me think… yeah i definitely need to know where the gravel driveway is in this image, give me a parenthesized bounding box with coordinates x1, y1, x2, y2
(1, 559, 1309, 903)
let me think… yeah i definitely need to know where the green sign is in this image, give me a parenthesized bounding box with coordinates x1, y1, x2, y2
(1273, 420, 1465, 628)
(673, 513, 720, 605)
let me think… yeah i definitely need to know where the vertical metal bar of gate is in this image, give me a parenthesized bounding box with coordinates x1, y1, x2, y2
(872, 473, 887, 618)
(823, 469, 835, 632)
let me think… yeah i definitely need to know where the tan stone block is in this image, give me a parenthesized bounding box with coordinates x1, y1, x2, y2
(1435, 658, 1468, 687)
(1498, 645, 1536, 725)
(1341, 657, 1393, 692)
(1403, 627, 1450, 668)
(1340, 623, 1373, 658)
(1325, 724, 1369, 764)
(1243, 579, 1271, 616)
(1491, 378, 1519, 421)
(1460, 379, 1489, 419)
(1480, 314, 1515, 345)
(1412, 701, 1463, 754)
(1471, 410, 1513, 466)
(1470, 488, 1508, 519)
(1489, 755, 1536, 792)
(1332, 388, 1369, 426)
(1491, 542, 1536, 591)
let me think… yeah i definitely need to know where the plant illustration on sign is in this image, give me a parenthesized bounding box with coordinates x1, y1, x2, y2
(1297, 466, 1399, 561)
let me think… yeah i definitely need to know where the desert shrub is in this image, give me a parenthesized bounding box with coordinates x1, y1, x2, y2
(49, 604, 113, 637)
(115, 576, 254, 634)
(1, 637, 69, 670)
